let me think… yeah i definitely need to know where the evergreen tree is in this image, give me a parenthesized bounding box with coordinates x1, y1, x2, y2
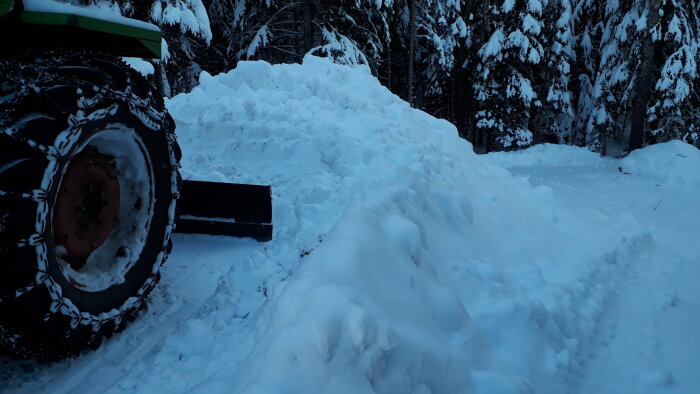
(65, 0, 700, 151)
(529, 0, 574, 144)
(586, 0, 642, 154)
(646, 0, 700, 147)
(570, 0, 604, 146)
(628, 0, 664, 151)
(473, 0, 545, 152)
(421, 0, 472, 119)
(149, 0, 212, 95)
(312, 0, 392, 69)
(206, 0, 305, 66)
(585, 0, 698, 153)
(72, 0, 211, 96)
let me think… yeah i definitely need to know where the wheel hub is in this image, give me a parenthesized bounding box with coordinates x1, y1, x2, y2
(53, 149, 120, 270)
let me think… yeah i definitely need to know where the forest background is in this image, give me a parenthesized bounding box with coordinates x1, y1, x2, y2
(77, 0, 699, 155)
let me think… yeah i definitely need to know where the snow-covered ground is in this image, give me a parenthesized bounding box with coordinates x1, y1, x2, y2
(1, 57, 699, 394)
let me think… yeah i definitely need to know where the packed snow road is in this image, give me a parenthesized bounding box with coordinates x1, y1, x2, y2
(1, 58, 699, 393)
(487, 143, 700, 393)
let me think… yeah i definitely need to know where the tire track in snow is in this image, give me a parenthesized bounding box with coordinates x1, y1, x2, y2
(502, 161, 697, 394)
(573, 246, 667, 393)
(0, 236, 267, 394)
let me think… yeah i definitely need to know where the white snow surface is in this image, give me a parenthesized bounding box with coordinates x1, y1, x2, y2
(149, 0, 212, 44)
(2, 57, 699, 394)
(121, 57, 155, 77)
(620, 140, 700, 188)
(23, 0, 160, 32)
(486, 143, 604, 168)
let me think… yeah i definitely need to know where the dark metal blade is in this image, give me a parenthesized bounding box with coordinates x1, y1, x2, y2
(175, 218, 272, 242)
(175, 180, 273, 241)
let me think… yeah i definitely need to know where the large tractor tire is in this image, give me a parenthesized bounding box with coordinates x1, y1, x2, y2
(0, 52, 181, 359)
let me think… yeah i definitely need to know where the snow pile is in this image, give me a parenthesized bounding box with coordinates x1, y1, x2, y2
(620, 140, 700, 187)
(166, 56, 650, 393)
(485, 143, 606, 168)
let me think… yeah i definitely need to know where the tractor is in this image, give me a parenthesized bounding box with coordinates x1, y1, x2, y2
(0, 0, 272, 359)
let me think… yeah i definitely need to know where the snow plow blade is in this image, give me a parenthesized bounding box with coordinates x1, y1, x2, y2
(175, 180, 273, 242)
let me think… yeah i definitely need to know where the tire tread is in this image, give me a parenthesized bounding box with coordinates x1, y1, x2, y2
(0, 51, 181, 360)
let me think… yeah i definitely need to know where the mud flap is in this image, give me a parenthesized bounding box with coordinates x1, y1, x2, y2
(175, 180, 273, 242)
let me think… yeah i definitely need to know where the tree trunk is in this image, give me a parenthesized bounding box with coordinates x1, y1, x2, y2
(303, 0, 314, 53)
(154, 61, 171, 98)
(453, 53, 467, 139)
(407, 0, 416, 106)
(628, 0, 662, 152)
(387, 40, 392, 91)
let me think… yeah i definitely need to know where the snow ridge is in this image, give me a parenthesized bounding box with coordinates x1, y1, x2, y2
(168, 57, 650, 393)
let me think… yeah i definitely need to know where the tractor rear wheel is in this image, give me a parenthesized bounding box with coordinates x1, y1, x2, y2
(0, 52, 180, 359)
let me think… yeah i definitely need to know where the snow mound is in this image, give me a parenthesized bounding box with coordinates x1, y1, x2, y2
(165, 57, 648, 393)
(485, 143, 604, 168)
(620, 141, 700, 187)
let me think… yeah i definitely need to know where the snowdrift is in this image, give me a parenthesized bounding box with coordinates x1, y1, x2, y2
(485, 143, 606, 168)
(620, 140, 700, 187)
(164, 56, 651, 393)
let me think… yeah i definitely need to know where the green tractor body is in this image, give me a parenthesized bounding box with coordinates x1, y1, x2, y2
(1, 0, 160, 58)
(0, 0, 272, 359)
(0, 0, 13, 16)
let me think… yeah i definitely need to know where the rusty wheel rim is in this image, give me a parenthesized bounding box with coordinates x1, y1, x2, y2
(51, 126, 155, 292)
(53, 148, 121, 273)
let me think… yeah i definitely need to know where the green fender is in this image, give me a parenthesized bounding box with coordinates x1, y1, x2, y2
(0, 0, 161, 59)
(0, 0, 13, 18)
(20, 10, 161, 57)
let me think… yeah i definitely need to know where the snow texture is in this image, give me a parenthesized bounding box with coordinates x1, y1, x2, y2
(485, 143, 604, 168)
(149, 0, 212, 44)
(312, 28, 369, 68)
(1, 57, 699, 394)
(121, 57, 155, 76)
(620, 140, 700, 187)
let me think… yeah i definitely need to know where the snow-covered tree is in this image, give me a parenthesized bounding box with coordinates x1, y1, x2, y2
(421, 0, 472, 104)
(645, 0, 700, 147)
(311, 0, 392, 70)
(149, 0, 211, 44)
(67, 0, 700, 151)
(205, 1, 386, 70)
(583, 0, 699, 154)
(473, 0, 545, 152)
(204, 0, 304, 67)
(585, 0, 644, 154)
(75, 0, 211, 95)
(148, 0, 211, 95)
(570, 0, 604, 146)
(529, 0, 574, 144)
